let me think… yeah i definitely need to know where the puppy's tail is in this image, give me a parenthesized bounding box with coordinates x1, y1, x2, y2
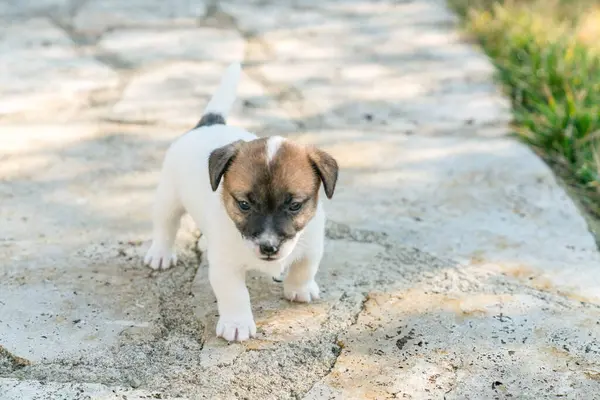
(195, 62, 242, 128)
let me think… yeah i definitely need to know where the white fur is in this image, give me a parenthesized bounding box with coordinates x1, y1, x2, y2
(203, 62, 241, 116)
(266, 136, 285, 164)
(144, 63, 326, 342)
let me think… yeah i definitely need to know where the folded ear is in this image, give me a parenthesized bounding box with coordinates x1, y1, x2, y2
(308, 147, 339, 199)
(208, 140, 242, 191)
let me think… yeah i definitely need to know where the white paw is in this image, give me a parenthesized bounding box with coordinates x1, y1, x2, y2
(144, 242, 177, 270)
(197, 235, 208, 253)
(284, 280, 320, 303)
(216, 314, 257, 342)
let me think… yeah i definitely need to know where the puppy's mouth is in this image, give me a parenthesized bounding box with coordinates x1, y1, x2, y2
(260, 255, 279, 262)
(241, 231, 300, 262)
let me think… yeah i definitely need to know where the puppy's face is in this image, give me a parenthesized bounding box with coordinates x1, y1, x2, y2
(208, 137, 338, 262)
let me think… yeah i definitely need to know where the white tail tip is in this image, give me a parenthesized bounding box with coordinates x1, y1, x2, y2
(202, 62, 242, 118)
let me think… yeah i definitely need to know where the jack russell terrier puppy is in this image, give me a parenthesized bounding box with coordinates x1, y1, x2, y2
(144, 62, 338, 342)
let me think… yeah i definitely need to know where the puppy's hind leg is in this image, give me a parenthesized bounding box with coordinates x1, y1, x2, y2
(144, 176, 184, 270)
(197, 233, 208, 254)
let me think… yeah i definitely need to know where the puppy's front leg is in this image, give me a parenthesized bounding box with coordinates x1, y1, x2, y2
(283, 253, 321, 303)
(209, 259, 256, 342)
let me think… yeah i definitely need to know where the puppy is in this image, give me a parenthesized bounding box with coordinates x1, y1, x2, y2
(144, 63, 338, 342)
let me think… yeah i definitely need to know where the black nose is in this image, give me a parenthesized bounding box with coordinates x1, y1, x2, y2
(259, 243, 278, 256)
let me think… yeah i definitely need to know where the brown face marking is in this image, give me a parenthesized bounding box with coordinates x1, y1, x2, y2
(209, 137, 338, 253)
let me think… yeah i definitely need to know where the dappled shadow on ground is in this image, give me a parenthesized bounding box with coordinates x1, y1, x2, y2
(1, 125, 171, 258)
(1, 0, 598, 398)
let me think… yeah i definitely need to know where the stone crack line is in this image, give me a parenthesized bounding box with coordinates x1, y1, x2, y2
(2, 246, 206, 387)
(327, 220, 600, 310)
(301, 292, 370, 399)
(209, 284, 370, 398)
(153, 243, 205, 344)
(442, 362, 462, 400)
(44, 9, 135, 118)
(325, 220, 391, 248)
(0, 345, 32, 374)
(499, 275, 600, 311)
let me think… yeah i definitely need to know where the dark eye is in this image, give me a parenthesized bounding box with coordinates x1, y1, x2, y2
(238, 200, 251, 211)
(289, 202, 303, 212)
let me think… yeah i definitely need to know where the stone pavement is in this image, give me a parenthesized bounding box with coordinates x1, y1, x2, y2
(1, 0, 599, 399)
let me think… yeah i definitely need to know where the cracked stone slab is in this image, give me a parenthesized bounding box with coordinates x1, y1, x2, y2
(0, 0, 70, 21)
(287, 131, 600, 305)
(1, 196, 459, 398)
(1, 122, 459, 399)
(221, 0, 458, 33)
(0, 378, 186, 400)
(108, 61, 294, 131)
(0, 123, 177, 249)
(306, 283, 600, 399)
(0, 123, 198, 367)
(98, 27, 245, 68)
(73, 0, 208, 34)
(0, 244, 163, 364)
(221, 0, 510, 135)
(2, 0, 600, 398)
(108, 62, 230, 126)
(0, 18, 119, 120)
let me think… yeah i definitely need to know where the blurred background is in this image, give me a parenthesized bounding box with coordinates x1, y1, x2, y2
(452, 0, 600, 223)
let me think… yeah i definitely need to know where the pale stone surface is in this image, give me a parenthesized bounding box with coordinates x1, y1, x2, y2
(109, 62, 227, 126)
(222, 0, 511, 135)
(109, 61, 293, 131)
(289, 131, 600, 304)
(0, 124, 187, 365)
(0, 378, 185, 400)
(0, 18, 119, 120)
(99, 28, 245, 67)
(307, 285, 600, 399)
(0, 0, 70, 20)
(1, 0, 599, 399)
(73, 0, 207, 34)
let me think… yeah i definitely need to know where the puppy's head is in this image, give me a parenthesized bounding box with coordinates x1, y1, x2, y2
(208, 136, 338, 261)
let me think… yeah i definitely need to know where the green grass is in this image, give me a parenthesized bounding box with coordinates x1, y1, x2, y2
(448, 0, 600, 217)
